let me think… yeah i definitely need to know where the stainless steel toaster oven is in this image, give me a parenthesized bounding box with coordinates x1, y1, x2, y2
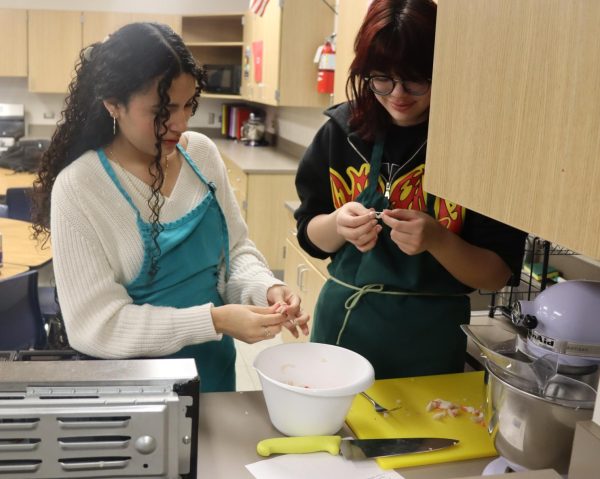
(0, 358, 199, 478)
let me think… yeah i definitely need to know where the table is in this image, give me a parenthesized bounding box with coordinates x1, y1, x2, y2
(0, 263, 29, 279)
(0, 167, 36, 196)
(197, 390, 494, 479)
(0, 218, 52, 268)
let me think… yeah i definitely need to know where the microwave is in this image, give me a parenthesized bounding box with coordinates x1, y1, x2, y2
(203, 64, 241, 95)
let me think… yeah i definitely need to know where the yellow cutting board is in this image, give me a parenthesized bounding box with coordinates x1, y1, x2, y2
(346, 371, 496, 469)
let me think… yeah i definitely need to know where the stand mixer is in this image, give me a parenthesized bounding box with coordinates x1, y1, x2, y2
(463, 280, 600, 476)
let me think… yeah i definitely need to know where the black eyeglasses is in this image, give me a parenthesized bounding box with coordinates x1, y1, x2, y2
(365, 75, 431, 96)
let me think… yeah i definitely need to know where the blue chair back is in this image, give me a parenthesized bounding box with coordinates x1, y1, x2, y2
(6, 187, 33, 221)
(0, 270, 47, 350)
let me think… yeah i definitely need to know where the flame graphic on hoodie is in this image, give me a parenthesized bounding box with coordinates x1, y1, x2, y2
(329, 163, 465, 233)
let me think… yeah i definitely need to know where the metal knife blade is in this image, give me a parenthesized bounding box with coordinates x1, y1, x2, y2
(257, 436, 459, 460)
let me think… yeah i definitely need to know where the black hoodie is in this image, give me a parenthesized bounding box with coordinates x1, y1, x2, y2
(294, 102, 527, 283)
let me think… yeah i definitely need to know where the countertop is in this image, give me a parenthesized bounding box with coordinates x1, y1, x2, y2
(212, 138, 299, 174)
(195, 312, 527, 479)
(197, 389, 496, 479)
(197, 386, 561, 478)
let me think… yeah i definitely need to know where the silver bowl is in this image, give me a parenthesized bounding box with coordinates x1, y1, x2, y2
(485, 362, 594, 474)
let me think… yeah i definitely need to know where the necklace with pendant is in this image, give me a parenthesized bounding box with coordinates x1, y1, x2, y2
(382, 138, 427, 199)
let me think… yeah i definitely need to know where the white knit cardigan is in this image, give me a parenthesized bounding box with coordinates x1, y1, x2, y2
(51, 132, 283, 358)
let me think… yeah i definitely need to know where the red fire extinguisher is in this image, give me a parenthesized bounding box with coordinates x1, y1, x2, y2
(317, 40, 335, 94)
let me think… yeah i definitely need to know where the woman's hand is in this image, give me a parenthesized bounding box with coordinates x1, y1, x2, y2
(380, 208, 444, 255)
(336, 202, 382, 252)
(211, 304, 289, 344)
(267, 285, 311, 339)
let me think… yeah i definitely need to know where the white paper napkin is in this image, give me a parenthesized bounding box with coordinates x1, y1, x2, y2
(246, 452, 405, 479)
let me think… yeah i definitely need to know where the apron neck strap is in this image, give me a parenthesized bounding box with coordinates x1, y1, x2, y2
(367, 137, 385, 189)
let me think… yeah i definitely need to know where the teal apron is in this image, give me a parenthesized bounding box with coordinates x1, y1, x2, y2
(311, 138, 471, 379)
(98, 146, 236, 392)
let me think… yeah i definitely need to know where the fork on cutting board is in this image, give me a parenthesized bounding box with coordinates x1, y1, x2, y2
(360, 391, 401, 414)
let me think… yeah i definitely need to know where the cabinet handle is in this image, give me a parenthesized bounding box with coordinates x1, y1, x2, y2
(297, 265, 309, 292)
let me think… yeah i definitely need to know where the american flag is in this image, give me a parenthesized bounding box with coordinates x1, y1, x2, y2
(249, 0, 270, 17)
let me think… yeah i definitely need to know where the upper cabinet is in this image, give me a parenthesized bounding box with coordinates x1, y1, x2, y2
(241, 0, 334, 107)
(181, 14, 243, 100)
(28, 10, 182, 93)
(333, 0, 368, 105)
(82, 12, 181, 46)
(425, 0, 600, 259)
(28, 10, 82, 93)
(0, 9, 28, 77)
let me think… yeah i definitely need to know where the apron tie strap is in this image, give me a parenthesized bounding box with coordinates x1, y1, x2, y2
(337, 283, 384, 344)
(329, 275, 464, 345)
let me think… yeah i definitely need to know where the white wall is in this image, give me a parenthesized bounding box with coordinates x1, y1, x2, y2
(275, 106, 328, 147)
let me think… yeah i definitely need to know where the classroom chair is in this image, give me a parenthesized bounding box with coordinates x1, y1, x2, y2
(6, 186, 33, 222)
(0, 270, 47, 350)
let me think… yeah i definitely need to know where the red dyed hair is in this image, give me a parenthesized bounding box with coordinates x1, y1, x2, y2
(346, 0, 437, 141)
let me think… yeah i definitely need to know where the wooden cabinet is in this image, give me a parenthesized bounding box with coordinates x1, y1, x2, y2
(28, 10, 182, 93)
(241, 0, 334, 107)
(221, 154, 248, 220)
(425, 0, 600, 259)
(245, 173, 297, 270)
(281, 238, 327, 342)
(219, 151, 297, 271)
(0, 9, 27, 77)
(333, 0, 368, 105)
(281, 208, 329, 343)
(28, 10, 82, 93)
(129, 13, 181, 35)
(181, 14, 243, 100)
(82, 12, 181, 46)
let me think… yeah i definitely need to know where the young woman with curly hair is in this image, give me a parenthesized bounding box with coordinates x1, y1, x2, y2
(32, 22, 308, 392)
(294, 0, 526, 379)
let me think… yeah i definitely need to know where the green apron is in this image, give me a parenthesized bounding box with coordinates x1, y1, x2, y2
(99, 146, 236, 392)
(311, 138, 471, 379)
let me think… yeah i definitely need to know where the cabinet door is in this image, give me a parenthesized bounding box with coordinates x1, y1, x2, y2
(278, 0, 333, 107)
(28, 10, 82, 93)
(221, 155, 248, 220)
(130, 13, 182, 35)
(245, 173, 298, 271)
(333, 0, 368, 105)
(426, 0, 600, 259)
(240, 12, 256, 100)
(282, 237, 306, 343)
(243, 0, 334, 107)
(82, 11, 131, 46)
(0, 9, 27, 77)
(245, 0, 282, 105)
(83, 12, 182, 47)
(281, 237, 326, 343)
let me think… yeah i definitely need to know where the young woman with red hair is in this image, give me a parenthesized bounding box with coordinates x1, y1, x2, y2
(294, 0, 526, 379)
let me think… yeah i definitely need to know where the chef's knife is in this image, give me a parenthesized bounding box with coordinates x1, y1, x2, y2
(257, 435, 459, 460)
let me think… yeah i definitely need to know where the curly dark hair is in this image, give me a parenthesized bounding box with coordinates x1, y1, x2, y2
(346, 0, 437, 141)
(32, 22, 206, 277)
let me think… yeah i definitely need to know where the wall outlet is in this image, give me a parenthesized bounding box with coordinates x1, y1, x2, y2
(208, 112, 215, 125)
(43, 111, 55, 119)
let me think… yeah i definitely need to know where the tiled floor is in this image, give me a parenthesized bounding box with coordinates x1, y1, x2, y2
(234, 336, 282, 391)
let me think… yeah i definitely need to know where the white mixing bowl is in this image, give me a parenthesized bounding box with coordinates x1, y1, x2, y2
(253, 342, 375, 436)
